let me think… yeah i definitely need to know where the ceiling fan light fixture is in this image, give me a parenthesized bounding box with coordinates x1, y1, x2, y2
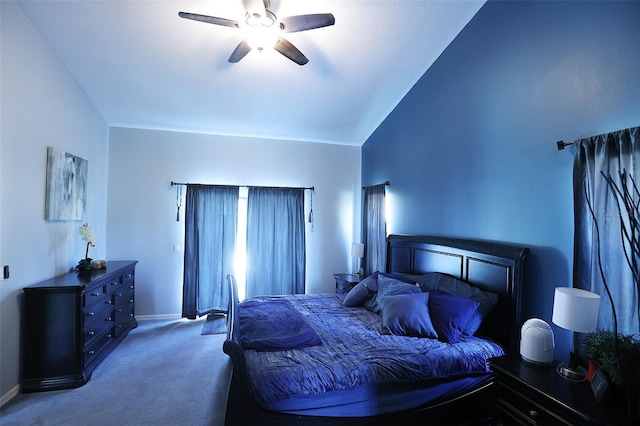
(245, 9, 276, 28)
(243, 10, 279, 51)
(179, 0, 335, 65)
(244, 26, 279, 51)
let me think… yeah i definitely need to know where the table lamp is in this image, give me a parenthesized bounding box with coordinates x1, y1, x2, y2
(351, 243, 364, 275)
(551, 287, 600, 380)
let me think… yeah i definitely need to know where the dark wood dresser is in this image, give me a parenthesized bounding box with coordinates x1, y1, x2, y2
(22, 260, 138, 392)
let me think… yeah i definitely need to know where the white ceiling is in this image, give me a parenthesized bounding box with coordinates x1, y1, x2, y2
(17, 0, 485, 146)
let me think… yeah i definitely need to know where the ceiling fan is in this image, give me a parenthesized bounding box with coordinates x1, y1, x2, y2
(179, 0, 335, 66)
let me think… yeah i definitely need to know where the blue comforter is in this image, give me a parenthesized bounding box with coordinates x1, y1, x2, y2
(239, 298, 322, 351)
(241, 293, 504, 407)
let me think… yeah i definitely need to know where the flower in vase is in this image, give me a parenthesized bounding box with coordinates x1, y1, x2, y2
(77, 223, 96, 271)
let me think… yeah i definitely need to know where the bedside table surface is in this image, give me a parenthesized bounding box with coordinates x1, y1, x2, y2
(333, 273, 362, 283)
(490, 354, 629, 425)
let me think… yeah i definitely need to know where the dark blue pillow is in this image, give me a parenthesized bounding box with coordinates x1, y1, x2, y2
(428, 293, 479, 343)
(343, 272, 379, 307)
(415, 272, 498, 336)
(364, 275, 420, 314)
(379, 292, 438, 338)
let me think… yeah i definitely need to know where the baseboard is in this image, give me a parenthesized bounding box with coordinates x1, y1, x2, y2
(0, 384, 20, 408)
(136, 313, 182, 321)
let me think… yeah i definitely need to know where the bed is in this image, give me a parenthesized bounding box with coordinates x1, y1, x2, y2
(223, 234, 530, 425)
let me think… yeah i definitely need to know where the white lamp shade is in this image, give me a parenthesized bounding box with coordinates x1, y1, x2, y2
(351, 243, 364, 258)
(552, 287, 600, 333)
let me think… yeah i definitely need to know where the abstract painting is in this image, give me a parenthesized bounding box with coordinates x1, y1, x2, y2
(45, 147, 88, 221)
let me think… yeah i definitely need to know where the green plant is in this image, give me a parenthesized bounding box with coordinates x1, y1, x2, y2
(583, 330, 640, 391)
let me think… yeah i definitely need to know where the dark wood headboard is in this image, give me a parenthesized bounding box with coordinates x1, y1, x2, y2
(386, 235, 530, 354)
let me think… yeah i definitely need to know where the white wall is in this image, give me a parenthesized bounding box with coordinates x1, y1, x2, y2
(0, 1, 109, 401)
(0, 0, 361, 404)
(107, 128, 361, 318)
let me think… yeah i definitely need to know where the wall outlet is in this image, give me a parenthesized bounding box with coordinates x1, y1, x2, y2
(3, 265, 9, 280)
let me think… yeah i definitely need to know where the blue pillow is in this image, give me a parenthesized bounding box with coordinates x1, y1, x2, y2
(415, 272, 498, 336)
(379, 292, 438, 338)
(364, 275, 420, 314)
(343, 272, 379, 307)
(428, 293, 479, 343)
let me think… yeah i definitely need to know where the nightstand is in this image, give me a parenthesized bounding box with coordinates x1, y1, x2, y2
(489, 355, 628, 425)
(333, 273, 361, 295)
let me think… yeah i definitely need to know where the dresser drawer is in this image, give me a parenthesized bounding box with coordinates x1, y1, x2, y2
(83, 326, 115, 368)
(83, 286, 109, 306)
(114, 302, 135, 337)
(105, 277, 121, 294)
(83, 319, 114, 349)
(122, 269, 135, 286)
(114, 285, 134, 306)
(83, 295, 115, 328)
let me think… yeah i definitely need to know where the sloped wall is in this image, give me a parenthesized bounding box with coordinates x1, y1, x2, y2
(362, 1, 640, 358)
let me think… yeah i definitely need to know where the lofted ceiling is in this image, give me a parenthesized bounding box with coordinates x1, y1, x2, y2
(17, 0, 485, 146)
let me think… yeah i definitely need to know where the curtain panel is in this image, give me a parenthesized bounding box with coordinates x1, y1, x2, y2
(363, 183, 387, 276)
(182, 185, 239, 319)
(246, 187, 306, 297)
(573, 126, 640, 335)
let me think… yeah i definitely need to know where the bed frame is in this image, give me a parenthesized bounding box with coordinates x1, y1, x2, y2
(223, 234, 530, 425)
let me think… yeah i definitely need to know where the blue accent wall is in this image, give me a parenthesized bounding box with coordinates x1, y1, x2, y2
(362, 1, 640, 359)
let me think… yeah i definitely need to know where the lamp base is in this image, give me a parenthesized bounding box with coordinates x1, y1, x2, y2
(556, 362, 587, 382)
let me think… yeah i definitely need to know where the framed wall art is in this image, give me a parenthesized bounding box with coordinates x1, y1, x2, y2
(44, 147, 88, 221)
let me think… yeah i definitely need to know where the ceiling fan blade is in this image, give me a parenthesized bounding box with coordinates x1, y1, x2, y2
(178, 12, 239, 28)
(279, 13, 335, 33)
(228, 39, 252, 63)
(274, 38, 308, 66)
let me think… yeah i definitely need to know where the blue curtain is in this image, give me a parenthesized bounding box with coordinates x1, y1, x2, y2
(573, 126, 640, 335)
(245, 187, 305, 297)
(363, 184, 387, 275)
(182, 185, 239, 319)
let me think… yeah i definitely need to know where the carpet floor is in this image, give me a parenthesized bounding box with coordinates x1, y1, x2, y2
(0, 318, 231, 426)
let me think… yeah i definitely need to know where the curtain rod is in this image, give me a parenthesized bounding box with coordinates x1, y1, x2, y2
(556, 140, 574, 151)
(362, 181, 390, 189)
(170, 181, 314, 191)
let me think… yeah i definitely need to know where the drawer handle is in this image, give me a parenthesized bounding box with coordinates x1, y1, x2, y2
(126, 273, 133, 278)
(87, 312, 95, 316)
(105, 300, 112, 305)
(116, 308, 122, 312)
(106, 317, 112, 321)
(116, 293, 123, 297)
(116, 324, 122, 328)
(128, 299, 134, 303)
(107, 334, 113, 338)
(128, 313, 134, 317)
(129, 285, 134, 289)
(91, 292, 100, 297)
(111, 281, 118, 286)
(88, 350, 95, 355)
(529, 410, 538, 420)
(87, 331, 95, 335)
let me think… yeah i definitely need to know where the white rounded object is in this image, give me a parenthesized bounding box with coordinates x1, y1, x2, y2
(520, 318, 554, 365)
